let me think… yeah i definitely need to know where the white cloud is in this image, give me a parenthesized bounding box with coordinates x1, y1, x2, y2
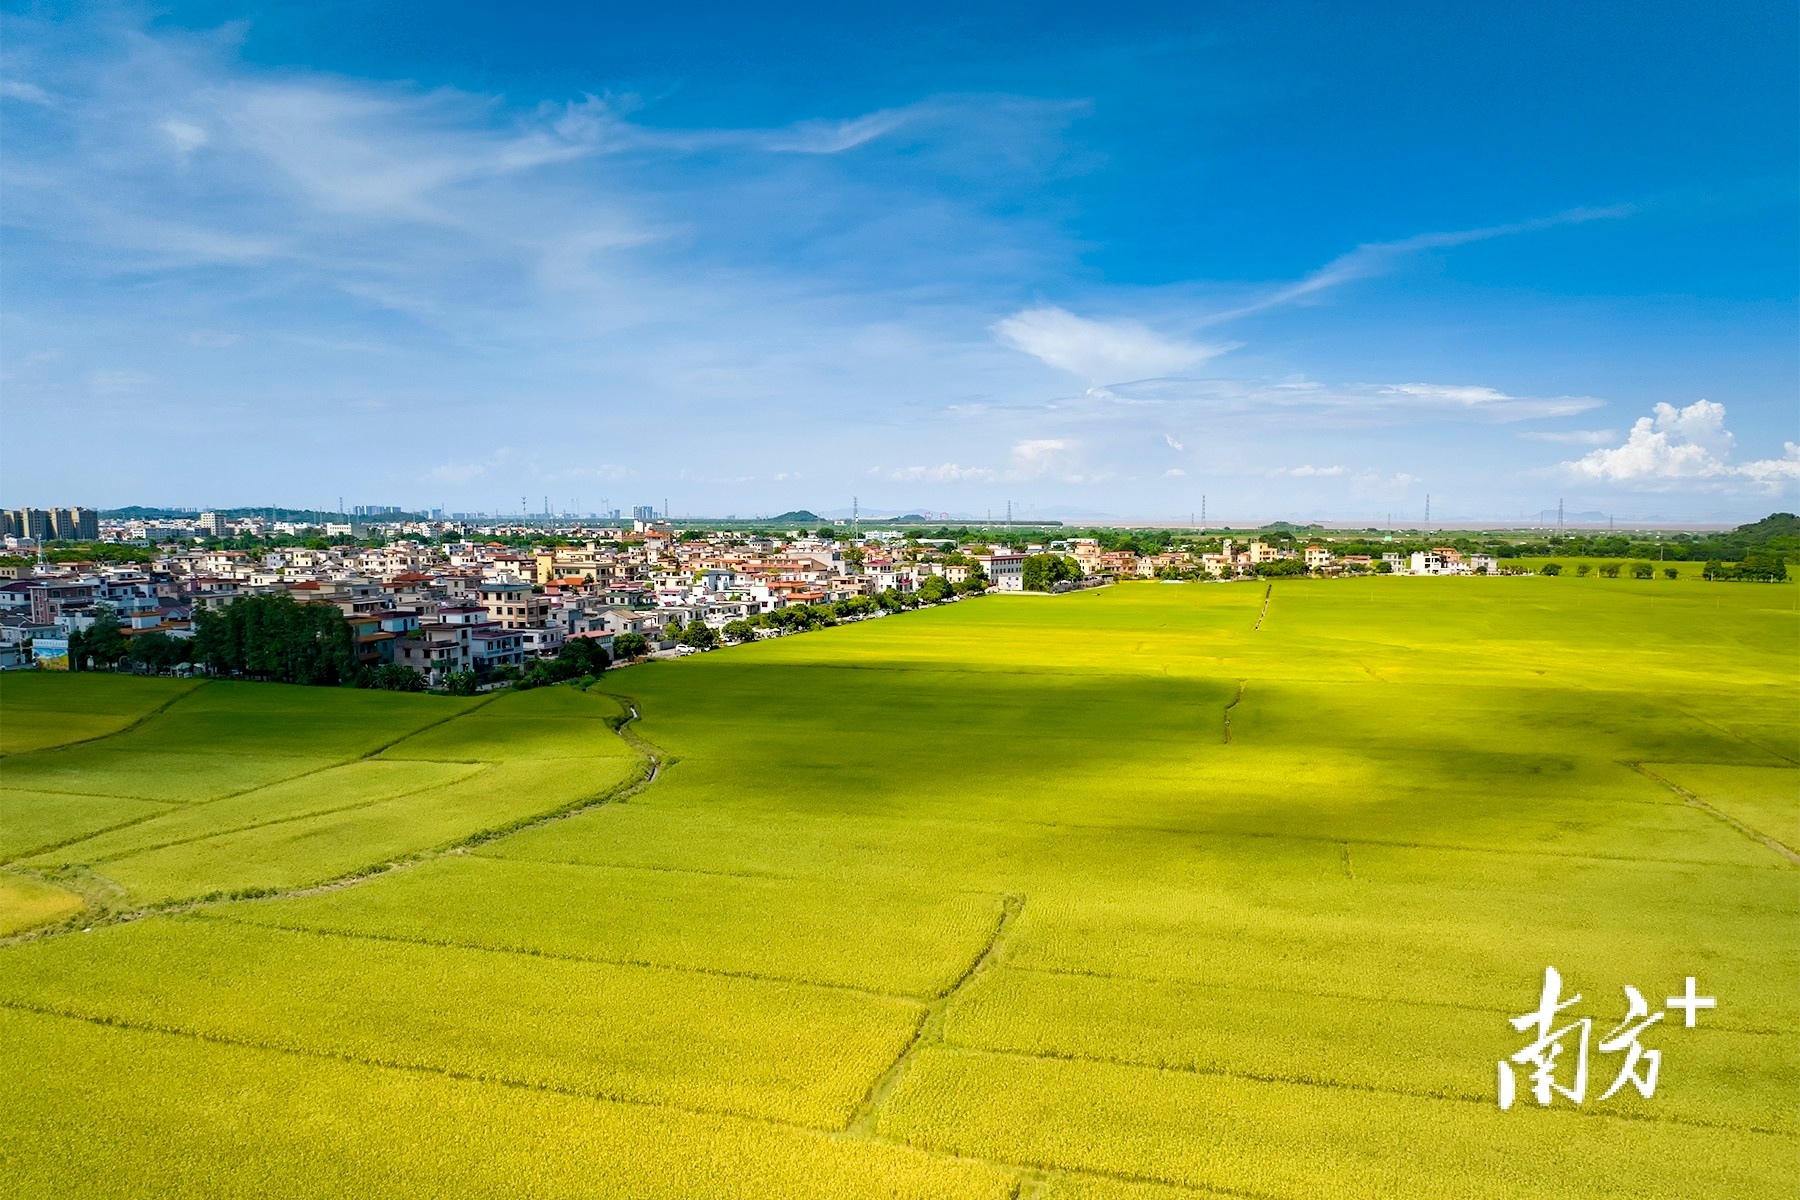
(887, 463, 996, 482)
(1740, 444, 1800, 489)
(763, 108, 916, 154)
(87, 369, 149, 394)
(160, 118, 208, 156)
(1163, 433, 1184, 451)
(1163, 467, 1186, 477)
(1, 79, 53, 106)
(1374, 382, 1601, 418)
(1562, 400, 1796, 493)
(1201, 205, 1637, 325)
(1275, 464, 1349, 477)
(1011, 438, 1070, 475)
(186, 331, 240, 348)
(1352, 469, 1421, 491)
(1088, 376, 1602, 422)
(1519, 429, 1617, 445)
(426, 461, 487, 485)
(993, 307, 1233, 381)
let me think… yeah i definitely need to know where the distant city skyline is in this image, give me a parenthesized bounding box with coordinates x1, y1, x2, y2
(2, 3, 1794, 520)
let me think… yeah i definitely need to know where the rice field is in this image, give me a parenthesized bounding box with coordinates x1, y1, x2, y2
(1, 575, 1794, 1197)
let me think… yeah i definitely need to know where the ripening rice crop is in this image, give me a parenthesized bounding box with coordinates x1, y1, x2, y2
(0, 870, 84, 935)
(231, 853, 1008, 996)
(0, 1007, 1013, 1200)
(0, 915, 925, 1127)
(0, 577, 1793, 1197)
(0, 788, 173, 862)
(877, 1046, 1794, 1199)
(0, 671, 197, 754)
(89, 756, 644, 903)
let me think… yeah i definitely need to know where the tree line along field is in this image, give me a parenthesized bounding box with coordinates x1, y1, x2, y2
(0, 574, 1794, 1198)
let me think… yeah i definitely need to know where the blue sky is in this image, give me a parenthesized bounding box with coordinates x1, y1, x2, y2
(3, 1, 1795, 521)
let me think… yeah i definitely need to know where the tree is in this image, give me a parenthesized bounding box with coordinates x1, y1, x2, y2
(73, 606, 130, 670)
(1538, 562, 1563, 576)
(557, 636, 612, 676)
(1663, 567, 1679, 580)
(1576, 564, 1592, 577)
(1375, 559, 1394, 574)
(680, 621, 717, 649)
(190, 593, 356, 685)
(954, 567, 989, 595)
(613, 632, 650, 659)
(721, 619, 756, 644)
(369, 662, 426, 692)
(443, 670, 479, 696)
(916, 574, 954, 603)
(1631, 561, 1655, 579)
(127, 630, 189, 672)
(1022, 553, 1080, 592)
(1598, 563, 1621, 578)
(1739, 551, 1789, 582)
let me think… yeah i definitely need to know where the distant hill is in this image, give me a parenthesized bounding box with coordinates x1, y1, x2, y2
(765, 510, 823, 524)
(1734, 512, 1798, 543)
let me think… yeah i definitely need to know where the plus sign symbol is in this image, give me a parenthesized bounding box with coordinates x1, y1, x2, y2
(1666, 976, 1717, 1027)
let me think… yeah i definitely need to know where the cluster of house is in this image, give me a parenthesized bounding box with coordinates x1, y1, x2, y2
(0, 516, 1508, 679)
(0, 520, 1043, 683)
(1073, 538, 1499, 578)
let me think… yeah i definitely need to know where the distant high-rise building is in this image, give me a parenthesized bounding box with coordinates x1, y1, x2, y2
(352, 504, 402, 517)
(49, 507, 98, 540)
(632, 505, 657, 522)
(197, 511, 229, 537)
(6, 508, 52, 542)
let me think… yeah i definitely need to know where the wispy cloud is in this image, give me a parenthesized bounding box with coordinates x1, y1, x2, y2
(994, 307, 1235, 380)
(1199, 205, 1637, 325)
(887, 463, 998, 483)
(1519, 428, 1617, 445)
(1, 79, 53, 106)
(1079, 376, 1602, 422)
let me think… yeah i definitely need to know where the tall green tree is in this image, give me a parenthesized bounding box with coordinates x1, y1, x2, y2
(190, 594, 357, 685)
(72, 605, 130, 670)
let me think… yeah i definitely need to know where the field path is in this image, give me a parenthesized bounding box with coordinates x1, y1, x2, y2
(0, 677, 205, 760)
(1223, 681, 1247, 744)
(1629, 762, 1800, 867)
(1, 687, 664, 945)
(1253, 584, 1273, 630)
(846, 893, 1022, 1137)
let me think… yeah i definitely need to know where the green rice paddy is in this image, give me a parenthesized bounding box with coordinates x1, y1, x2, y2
(1, 575, 1794, 1197)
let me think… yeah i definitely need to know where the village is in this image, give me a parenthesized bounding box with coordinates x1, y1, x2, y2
(2, 508, 1503, 682)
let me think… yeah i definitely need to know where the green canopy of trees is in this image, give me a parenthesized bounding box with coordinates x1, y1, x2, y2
(191, 593, 357, 685)
(1022, 554, 1082, 592)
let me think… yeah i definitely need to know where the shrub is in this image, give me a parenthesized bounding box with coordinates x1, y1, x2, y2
(1538, 563, 1562, 577)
